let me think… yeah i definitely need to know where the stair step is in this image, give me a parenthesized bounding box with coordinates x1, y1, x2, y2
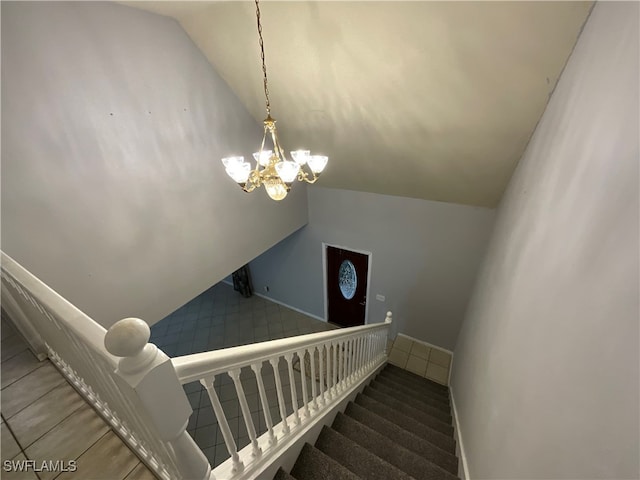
(344, 402, 458, 475)
(363, 386, 454, 436)
(355, 393, 456, 454)
(290, 443, 360, 480)
(332, 412, 459, 480)
(384, 364, 450, 395)
(273, 468, 296, 480)
(378, 369, 451, 405)
(370, 380, 452, 424)
(374, 375, 452, 413)
(315, 426, 414, 480)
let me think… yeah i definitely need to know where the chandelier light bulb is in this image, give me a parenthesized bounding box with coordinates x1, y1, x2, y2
(290, 150, 310, 165)
(307, 155, 328, 174)
(225, 162, 250, 184)
(252, 150, 273, 167)
(275, 161, 300, 184)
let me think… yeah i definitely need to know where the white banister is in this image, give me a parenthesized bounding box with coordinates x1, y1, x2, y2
(104, 319, 211, 480)
(171, 314, 392, 480)
(0, 252, 208, 480)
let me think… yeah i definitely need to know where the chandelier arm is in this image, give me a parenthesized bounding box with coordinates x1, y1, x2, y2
(256, 124, 269, 172)
(255, 0, 271, 116)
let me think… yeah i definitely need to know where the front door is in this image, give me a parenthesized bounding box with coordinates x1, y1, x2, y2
(326, 246, 369, 327)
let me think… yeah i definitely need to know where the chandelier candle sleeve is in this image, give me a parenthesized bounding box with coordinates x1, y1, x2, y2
(220, 0, 328, 201)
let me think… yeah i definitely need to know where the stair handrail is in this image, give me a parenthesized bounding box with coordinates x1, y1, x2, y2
(172, 312, 393, 479)
(0, 251, 210, 480)
(172, 317, 392, 384)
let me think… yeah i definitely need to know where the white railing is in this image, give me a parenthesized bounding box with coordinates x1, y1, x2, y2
(0, 252, 210, 480)
(172, 314, 392, 479)
(1, 251, 392, 480)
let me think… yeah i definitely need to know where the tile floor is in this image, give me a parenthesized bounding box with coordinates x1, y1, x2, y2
(0, 315, 156, 480)
(387, 333, 452, 385)
(149, 282, 338, 469)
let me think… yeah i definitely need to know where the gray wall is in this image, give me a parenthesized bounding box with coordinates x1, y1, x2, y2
(249, 187, 495, 350)
(1, 2, 308, 328)
(451, 3, 639, 479)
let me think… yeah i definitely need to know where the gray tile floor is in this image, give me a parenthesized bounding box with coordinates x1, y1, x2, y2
(149, 282, 337, 469)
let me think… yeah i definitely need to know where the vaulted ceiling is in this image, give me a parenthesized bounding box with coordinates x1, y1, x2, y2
(124, 1, 592, 207)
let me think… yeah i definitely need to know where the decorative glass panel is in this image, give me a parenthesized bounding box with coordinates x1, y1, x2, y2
(338, 260, 357, 300)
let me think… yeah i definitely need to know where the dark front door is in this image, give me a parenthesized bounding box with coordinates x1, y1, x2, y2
(326, 246, 369, 327)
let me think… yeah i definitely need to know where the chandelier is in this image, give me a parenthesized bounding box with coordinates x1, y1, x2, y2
(221, 0, 328, 201)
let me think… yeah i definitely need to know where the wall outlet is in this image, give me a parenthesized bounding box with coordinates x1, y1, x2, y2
(264, 286, 270, 293)
(375, 294, 385, 302)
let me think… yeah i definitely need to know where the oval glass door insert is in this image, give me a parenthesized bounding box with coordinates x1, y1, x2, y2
(338, 260, 357, 300)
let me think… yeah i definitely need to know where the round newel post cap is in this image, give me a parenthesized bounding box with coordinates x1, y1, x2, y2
(105, 317, 151, 358)
(385, 311, 393, 323)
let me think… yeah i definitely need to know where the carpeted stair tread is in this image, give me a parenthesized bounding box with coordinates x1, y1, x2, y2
(374, 375, 451, 412)
(273, 468, 296, 480)
(377, 370, 451, 405)
(332, 412, 458, 480)
(344, 402, 458, 474)
(363, 386, 454, 436)
(383, 364, 450, 395)
(369, 380, 452, 423)
(290, 443, 360, 480)
(354, 393, 456, 454)
(315, 426, 415, 480)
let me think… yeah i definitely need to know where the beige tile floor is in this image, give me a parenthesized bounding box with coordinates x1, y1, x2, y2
(0, 316, 156, 480)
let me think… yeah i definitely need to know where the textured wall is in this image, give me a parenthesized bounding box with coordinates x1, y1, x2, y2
(249, 187, 495, 350)
(1, 2, 308, 327)
(451, 3, 639, 478)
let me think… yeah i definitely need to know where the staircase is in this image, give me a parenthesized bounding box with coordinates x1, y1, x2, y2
(274, 363, 459, 480)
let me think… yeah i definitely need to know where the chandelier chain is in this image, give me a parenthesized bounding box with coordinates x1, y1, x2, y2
(255, 0, 271, 115)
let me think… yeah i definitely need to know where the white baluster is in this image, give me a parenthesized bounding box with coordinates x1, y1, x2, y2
(268, 358, 290, 434)
(250, 363, 276, 446)
(297, 351, 310, 418)
(229, 369, 262, 457)
(331, 342, 340, 395)
(308, 347, 318, 411)
(317, 345, 326, 405)
(200, 376, 243, 474)
(284, 353, 300, 426)
(344, 339, 350, 386)
(357, 336, 364, 375)
(104, 318, 211, 480)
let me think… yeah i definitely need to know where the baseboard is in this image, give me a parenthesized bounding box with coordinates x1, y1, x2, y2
(450, 387, 470, 480)
(222, 280, 326, 323)
(254, 292, 326, 323)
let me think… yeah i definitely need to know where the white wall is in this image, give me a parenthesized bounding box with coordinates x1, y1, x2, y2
(451, 3, 639, 479)
(249, 187, 495, 350)
(1, 2, 308, 328)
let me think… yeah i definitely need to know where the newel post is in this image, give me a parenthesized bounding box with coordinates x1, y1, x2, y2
(384, 311, 393, 354)
(105, 318, 211, 480)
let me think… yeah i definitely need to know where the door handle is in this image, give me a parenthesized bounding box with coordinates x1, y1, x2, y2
(359, 301, 366, 306)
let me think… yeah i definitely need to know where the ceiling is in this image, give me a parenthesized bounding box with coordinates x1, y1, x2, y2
(124, 1, 593, 207)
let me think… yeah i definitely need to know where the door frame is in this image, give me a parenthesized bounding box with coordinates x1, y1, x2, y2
(322, 242, 373, 326)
